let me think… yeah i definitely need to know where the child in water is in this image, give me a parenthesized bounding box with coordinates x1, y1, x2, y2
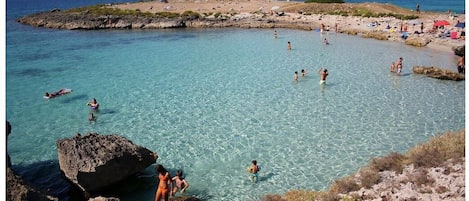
(247, 160, 261, 182)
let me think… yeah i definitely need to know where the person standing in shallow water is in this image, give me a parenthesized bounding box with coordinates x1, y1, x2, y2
(287, 41, 291, 50)
(294, 71, 298, 81)
(172, 170, 189, 195)
(318, 68, 328, 84)
(155, 164, 172, 201)
(247, 160, 260, 182)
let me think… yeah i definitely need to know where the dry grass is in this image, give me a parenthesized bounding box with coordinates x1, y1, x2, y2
(407, 130, 465, 168)
(369, 152, 406, 173)
(266, 130, 465, 200)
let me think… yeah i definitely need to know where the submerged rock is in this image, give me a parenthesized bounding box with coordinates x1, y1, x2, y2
(56, 133, 158, 193)
(452, 45, 465, 57)
(413, 66, 465, 81)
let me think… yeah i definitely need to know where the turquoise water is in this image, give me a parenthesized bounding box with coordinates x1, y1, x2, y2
(6, 26, 465, 200)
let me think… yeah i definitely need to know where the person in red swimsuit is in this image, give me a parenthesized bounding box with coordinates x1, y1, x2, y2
(155, 164, 172, 201)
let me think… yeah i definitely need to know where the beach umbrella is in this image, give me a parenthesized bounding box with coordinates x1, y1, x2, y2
(433, 20, 450, 27)
(271, 6, 280, 11)
(455, 22, 465, 28)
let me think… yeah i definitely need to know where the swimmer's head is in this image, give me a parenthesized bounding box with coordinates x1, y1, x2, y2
(252, 160, 257, 165)
(324, 69, 328, 73)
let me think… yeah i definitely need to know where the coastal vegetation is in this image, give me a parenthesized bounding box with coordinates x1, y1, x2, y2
(64, 2, 418, 20)
(261, 130, 465, 201)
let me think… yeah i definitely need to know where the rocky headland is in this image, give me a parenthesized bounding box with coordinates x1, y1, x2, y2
(16, 0, 465, 55)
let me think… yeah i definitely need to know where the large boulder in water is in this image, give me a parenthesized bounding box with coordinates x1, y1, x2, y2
(56, 133, 158, 193)
(413, 66, 465, 81)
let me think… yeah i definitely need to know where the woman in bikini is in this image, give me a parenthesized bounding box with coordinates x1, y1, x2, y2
(172, 170, 189, 195)
(155, 164, 172, 201)
(87, 98, 99, 110)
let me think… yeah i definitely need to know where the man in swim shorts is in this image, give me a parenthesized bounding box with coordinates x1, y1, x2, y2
(318, 68, 328, 84)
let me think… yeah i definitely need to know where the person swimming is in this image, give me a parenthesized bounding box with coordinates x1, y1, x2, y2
(44, 88, 72, 99)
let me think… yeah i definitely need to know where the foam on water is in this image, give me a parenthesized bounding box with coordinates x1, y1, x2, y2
(6, 28, 464, 200)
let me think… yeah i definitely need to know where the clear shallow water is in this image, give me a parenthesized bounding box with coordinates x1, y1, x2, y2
(6, 0, 465, 200)
(6, 27, 465, 200)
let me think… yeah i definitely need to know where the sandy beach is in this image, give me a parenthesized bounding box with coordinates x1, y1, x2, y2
(112, 0, 465, 53)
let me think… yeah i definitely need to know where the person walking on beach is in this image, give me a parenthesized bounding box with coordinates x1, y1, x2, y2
(420, 22, 424, 33)
(416, 4, 420, 14)
(294, 71, 299, 81)
(457, 56, 465, 74)
(155, 164, 172, 201)
(247, 160, 260, 182)
(287, 41, 292, 50)
(172, 170, 189, 195)
(318, 68, 328, 84)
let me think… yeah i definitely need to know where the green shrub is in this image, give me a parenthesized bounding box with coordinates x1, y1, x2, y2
(181, 10, 201, 19)
(155, 12, 180, 18)
(214, 12, 222, 18)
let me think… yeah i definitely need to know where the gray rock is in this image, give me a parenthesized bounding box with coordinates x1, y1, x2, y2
(56, 133, 158, 193)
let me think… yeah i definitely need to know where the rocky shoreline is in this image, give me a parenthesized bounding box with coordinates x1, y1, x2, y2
(16, 1, 465, 55)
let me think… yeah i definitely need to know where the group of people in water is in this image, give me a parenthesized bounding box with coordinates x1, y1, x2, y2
(389, 57, 404, 75)
(43, 88, 100, 122)
(154, 160, 259, 201)
(294, 68, 329, 84)
(154, 164, 191, 201)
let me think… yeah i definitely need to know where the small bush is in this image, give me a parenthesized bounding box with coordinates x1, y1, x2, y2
(330, 176, 360, 194)
(155, 12, 180, 18)
(358, 167, 380, 188)
(181, 10, 201, 20)
(410, 168, 435, 187)
(369, 152, 406, 173)
(407, 130, 464, 168)
(284, 190, 322, 201)
(214, 12, 222, 18)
